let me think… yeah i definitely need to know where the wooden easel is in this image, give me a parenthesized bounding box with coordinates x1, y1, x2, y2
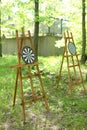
(57, 31, 86, 96)
(11, 28, 49, 121)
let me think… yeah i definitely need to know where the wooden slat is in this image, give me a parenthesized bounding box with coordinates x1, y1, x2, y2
(23, 96, 44, 105)
(64, 54, 80, 57)
(68, 64, 79, 67)
(22, 73, 39, 79)
(10, 62, 42, 69)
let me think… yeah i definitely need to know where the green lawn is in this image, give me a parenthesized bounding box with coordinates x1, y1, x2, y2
(0, 55, 87, 130)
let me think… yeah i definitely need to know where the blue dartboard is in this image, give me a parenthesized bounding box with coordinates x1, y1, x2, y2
(21, 46, 36, 64)
(68, 42, 76, 55)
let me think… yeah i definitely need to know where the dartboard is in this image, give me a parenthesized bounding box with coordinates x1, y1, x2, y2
(21, 46, 36, 64)
(68, 42, 76, 55)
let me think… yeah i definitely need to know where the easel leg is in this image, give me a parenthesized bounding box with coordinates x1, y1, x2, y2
(36, 65, 49, 111)
(57, 53, 65, 88)
(19, 68, 26, 121)
(68, 83, 72, 96)
(28, 66, 36, 102)
(66, 52, 72, 96)
(71, 56, 78, 83)
(13, 68, 19, 106)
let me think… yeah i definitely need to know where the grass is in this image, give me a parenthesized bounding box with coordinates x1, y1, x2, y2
(0, 55, 87, 130)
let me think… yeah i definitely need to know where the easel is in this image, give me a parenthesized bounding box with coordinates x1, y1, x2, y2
(57, 31, 86, 96)
(11, 28, 49, 122)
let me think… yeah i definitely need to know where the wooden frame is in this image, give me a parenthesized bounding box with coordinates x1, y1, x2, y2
(57, 31, 86, 96)
(11, 28, 49, 121)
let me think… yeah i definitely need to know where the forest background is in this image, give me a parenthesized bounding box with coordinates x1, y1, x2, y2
(0, 0, 87, 62)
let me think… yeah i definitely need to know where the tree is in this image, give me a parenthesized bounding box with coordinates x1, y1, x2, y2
(1, 0, 34, 34)
(0, 0, 2, 57)
(33, 0, 39, 60)
(81, 0, 86, 63)
(0, 32, 1, 59)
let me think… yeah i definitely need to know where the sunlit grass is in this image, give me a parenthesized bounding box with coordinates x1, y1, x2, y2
(0, 55, 87, 130)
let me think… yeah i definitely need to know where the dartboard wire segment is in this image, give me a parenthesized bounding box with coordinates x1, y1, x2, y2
(21, 46, 36, 64)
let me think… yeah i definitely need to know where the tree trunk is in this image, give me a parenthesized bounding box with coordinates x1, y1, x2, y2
(34, 0, 39, 61)
(0, 20, 2, 57)
(81, 0, 86, 63)
(0, 41, 2, 57)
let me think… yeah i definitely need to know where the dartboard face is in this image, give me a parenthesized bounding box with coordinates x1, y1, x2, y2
(68, 42, 76, 55)
(21, 46, 36, 64)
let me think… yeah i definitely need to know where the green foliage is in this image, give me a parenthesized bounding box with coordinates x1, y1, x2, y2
(1, 0, 87, 42)
(1, 0, 34, 34)
(0, 55, 87, 129)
